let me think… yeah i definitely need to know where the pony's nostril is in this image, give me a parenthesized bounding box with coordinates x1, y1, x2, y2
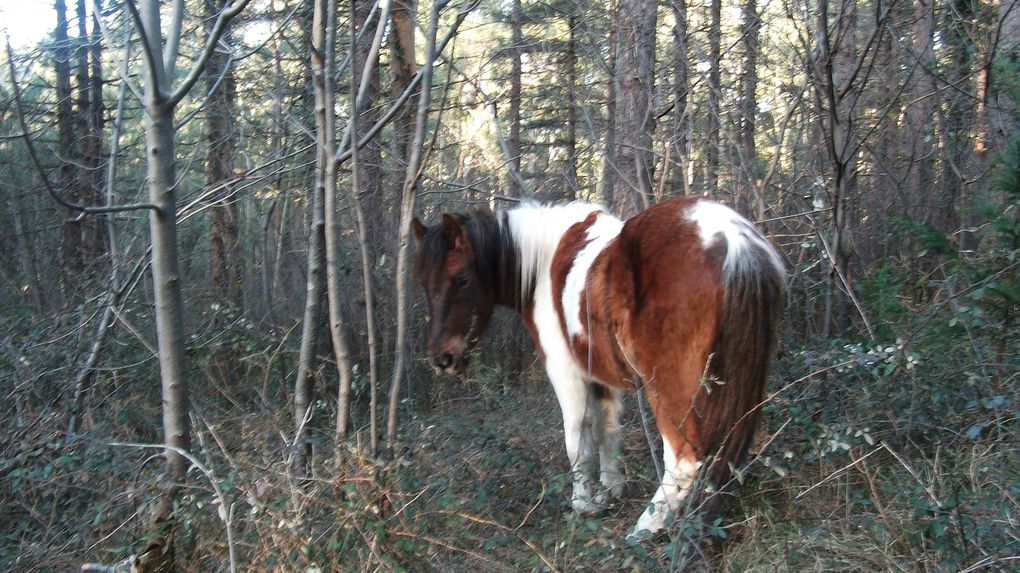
(434, 353, 454, 369)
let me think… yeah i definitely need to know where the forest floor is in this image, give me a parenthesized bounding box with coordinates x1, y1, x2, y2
(2, 343, 1018, 572)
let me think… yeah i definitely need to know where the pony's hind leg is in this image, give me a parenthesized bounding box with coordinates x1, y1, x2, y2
(591, 385, 624, 504)
(628, 370, 706, 540)
(629, 434, 702, 540)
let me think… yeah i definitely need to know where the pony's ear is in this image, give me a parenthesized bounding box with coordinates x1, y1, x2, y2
(411, 217, 428, 242)
(441, 213, 468, 253)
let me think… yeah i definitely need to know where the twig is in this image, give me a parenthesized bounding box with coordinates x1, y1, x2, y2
(794, 446, 883, 500)
(882, 440, 943, 509)
(516, 480, 546, 530)
(817, 230, 876, 341)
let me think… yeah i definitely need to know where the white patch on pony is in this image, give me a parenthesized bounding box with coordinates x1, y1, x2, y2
(685, 199, 785, 280)
(563, 212, 623, 339)
(504, 201, 611, 514)
(629, 436, 702, 540)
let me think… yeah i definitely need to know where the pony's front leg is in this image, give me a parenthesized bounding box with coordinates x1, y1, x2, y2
(549, 368, 599, 515)
(593, 386, 624, 504)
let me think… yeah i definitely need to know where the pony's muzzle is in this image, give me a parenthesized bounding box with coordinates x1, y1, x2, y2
(430, 351, 468, 375)
(434, 353, 454, 369)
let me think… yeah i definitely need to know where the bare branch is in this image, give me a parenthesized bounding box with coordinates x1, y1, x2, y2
(166, 0, 253, 107)
(5, 41, 159, 215)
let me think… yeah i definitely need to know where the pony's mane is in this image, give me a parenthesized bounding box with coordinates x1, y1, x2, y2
(503, 202, 607, 305)
(416, 202, 608, 308)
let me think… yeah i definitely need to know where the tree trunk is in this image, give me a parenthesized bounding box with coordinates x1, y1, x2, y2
(133, 8, 192, 568)
(812, 0, 858, 337)
(387, 0, 444, 454)
(707, 0, 722, 196)
(566, 13, 579, 200)
(336, 0, 385, 447)
(391, 0, 417, 165)
(205, 0, 243, 393)
(738, 0, 761, 219)
(509, 0, 523, 197)
(54, 0, 81, 297)
(263, 25, 289, 318)
(7, 189, 47, 311)
(293, 0, 334, 473)
(600, 0, 618, 204)
(940, 0, 975, 248)
(132, 1, 249, 564)
(609, 0, 656, 217)
(671, 0, 691, 197)
(205, 0, 242, 310)
(76, 0, 105, 258)
(354, 0, 386, 257)
(905, 0, 936, 228)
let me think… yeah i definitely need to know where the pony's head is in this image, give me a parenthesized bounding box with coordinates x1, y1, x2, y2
(411, 213, 499, 375)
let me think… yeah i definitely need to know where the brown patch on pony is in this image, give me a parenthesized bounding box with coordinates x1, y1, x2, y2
(549, 210, 600, 341)
(609, 198, 727, 460)
(604, 197, 782, 501)
(547, 210, 638, 388)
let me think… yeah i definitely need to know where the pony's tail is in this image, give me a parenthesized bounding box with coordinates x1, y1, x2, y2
(700, 235, 785, 492)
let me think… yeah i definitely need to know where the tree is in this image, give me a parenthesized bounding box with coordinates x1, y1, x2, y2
(608, 0, 656, 216)
(707, 0, 722, 196)
(124, 0, 251, 565)
(508, 0, 524, 196)
(391, 0, 417, 166)
(293, 0, 338, 471)
(738, 0, 761, 219)
(669, 0, 692, 197)
(205, 0, 242, 311)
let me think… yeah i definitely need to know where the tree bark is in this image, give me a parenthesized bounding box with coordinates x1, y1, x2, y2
(204, 0, 243, 393)
(138, 0, 191, 501)
(390, 0, 417, 165)
(387, 0, 444, 454)
(509, 0, 523, 197)
(205, 0, 242, 310)
(707, 0, 722, 196)
(940, 0, 975, 248)
(738, 0, 761, 219)
(54, 0, 81, 296)
(811, 0, 858, 337)
(76, 0, 105, 258)
(600, 0, 618, 204)
(670, 0, 691, 197)
(905, 0, 936, 227)
(293, 0, 335, 473)
(566, 13, 579, 200)
(7, 188, 46, 311)
(130, 1, 250, 564)
(609, 0, 656, 217)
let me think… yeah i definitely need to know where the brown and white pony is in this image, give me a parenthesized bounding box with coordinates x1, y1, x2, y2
(411, 196, 785, 539)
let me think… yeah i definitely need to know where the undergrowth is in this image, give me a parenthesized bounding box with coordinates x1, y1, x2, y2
(2, 310, 1016, 572)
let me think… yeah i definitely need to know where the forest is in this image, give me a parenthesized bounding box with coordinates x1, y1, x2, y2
(0, 0, 1017, 570)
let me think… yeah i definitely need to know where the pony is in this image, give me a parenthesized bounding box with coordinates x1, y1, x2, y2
(411, 196, 785, 540)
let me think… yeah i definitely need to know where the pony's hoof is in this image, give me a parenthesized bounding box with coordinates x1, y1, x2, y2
(593, 485, 623, 506)
(571, 497, 602, 516)
(626, 528, 654, 544)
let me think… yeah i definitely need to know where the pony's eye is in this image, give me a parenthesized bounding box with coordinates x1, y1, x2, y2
(455, 275, 469, 289)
